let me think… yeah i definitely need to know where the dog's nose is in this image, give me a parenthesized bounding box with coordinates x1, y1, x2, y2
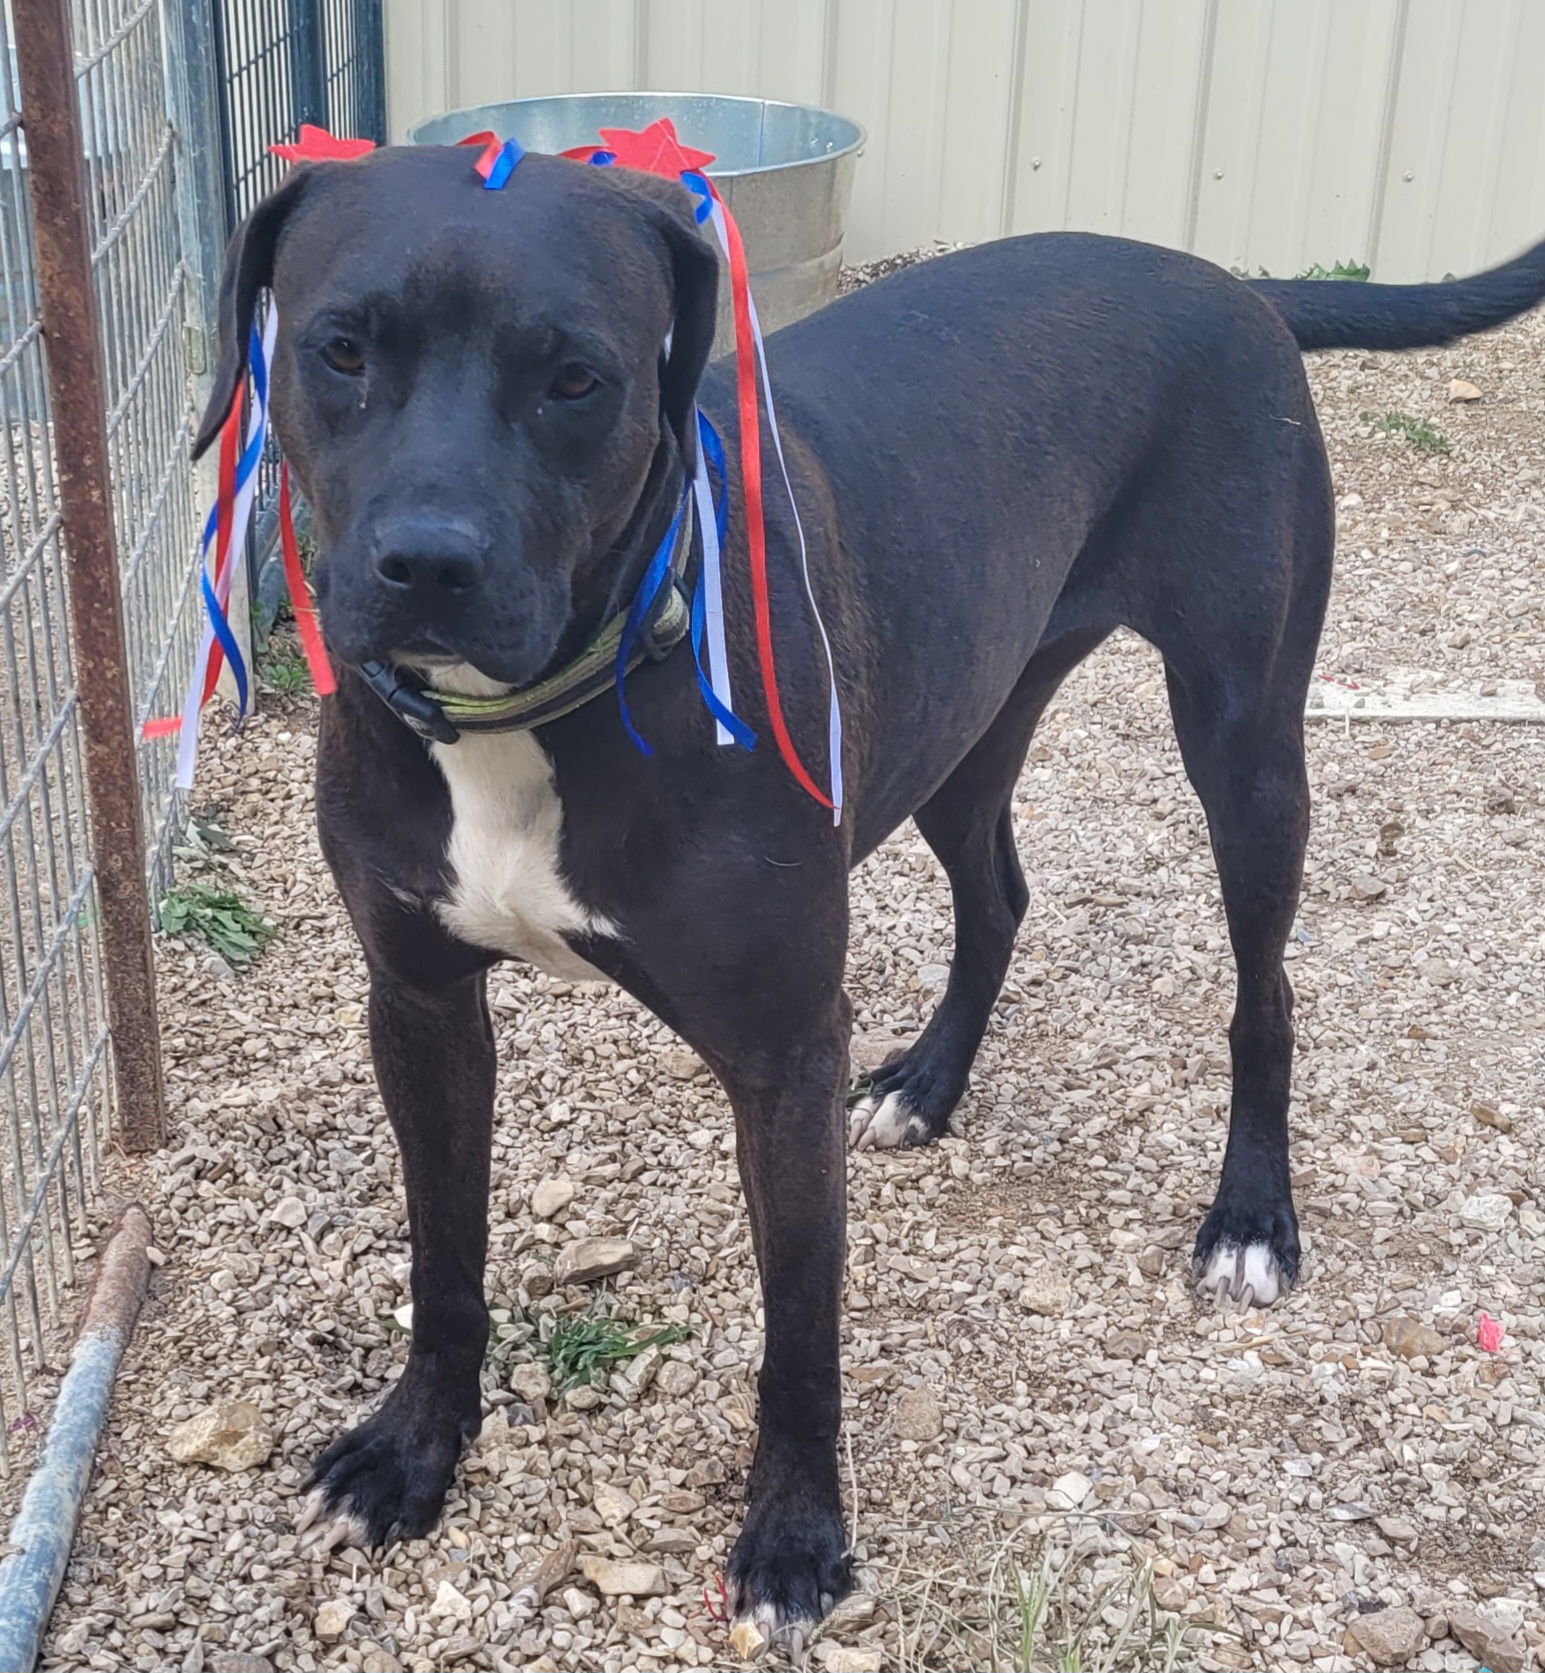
(373, 519, 485, 595)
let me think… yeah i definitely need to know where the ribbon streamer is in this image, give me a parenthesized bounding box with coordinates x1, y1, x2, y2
(278, 465, 336, 698)
(739, 266, 844, 822)
(690, 413, 755, 751)
(706, 179, 836, 813)
(691, 412, 741, 746)
(168, 306, 276, 788)
(614, 498, 687, 755)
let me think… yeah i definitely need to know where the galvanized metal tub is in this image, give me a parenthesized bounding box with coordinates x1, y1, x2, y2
(407, 92, 865, 352)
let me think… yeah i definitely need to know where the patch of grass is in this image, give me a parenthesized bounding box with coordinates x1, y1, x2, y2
(1010, 1550, 1187, 1673)
(544, 1312, 691, 1392)
(1361, 408, 1452, 455)
(158, 881, 276, 967)
(886, 1519, 1196, 1673)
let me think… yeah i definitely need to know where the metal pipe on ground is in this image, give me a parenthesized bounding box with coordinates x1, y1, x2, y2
(12, 0, 168, 1151)
(0, 1207, 153, 1670)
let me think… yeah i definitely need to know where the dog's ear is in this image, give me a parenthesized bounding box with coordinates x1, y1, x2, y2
(192, 171, 311, 459)
(617, 174, 720, 467)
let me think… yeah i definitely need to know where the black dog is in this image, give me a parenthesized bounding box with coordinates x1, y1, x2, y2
(195, 146, 1545, 1640)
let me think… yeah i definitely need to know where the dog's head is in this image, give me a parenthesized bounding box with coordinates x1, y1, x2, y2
(195, 147, 718, 685)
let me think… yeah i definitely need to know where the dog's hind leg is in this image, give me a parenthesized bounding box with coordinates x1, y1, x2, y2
(1161, 656, 1310, 1306)
(850, 624, 1109, 1150)
(1143, 503, 1330, 1307)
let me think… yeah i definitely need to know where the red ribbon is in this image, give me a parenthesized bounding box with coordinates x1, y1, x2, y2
(198, 381, 244, 705)
(712, 183, 832, 809)
(279, 465, 336, 696)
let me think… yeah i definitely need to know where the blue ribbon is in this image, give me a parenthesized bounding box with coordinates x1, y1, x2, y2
(482, 137, 525, 190)
(679, 170, 715, 224)
(688, 413, 754, 749)
(194, 321, 269, 716)
(700, 412, 730, 547)
(200, 570, 248, 715)
(614, 497, 687, 755)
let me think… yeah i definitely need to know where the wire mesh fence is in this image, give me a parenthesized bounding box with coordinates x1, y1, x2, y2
(0, 0, 384, 1474)
(0, 0, 119, 1474)
(209, 0, 383, 591)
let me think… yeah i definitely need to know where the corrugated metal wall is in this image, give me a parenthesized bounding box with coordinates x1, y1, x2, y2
(384, 0, 1545, 280)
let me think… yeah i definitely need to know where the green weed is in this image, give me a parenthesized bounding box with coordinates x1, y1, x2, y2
(158, 882, 275, 967)
(257, 631, 310, 695)
(1361, 409, 1452, 455)
(1231, 258, 1370, 281)
(1292, 258, 1370, 281)
(544, 1312, 691, 1392)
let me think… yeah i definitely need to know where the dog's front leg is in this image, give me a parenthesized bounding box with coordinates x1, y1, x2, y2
(707, 1003, 855, 1645)
(301, 966, 494, 1548)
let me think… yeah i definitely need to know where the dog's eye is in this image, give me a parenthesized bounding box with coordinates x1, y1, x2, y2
(321, 336, 365, 375)
(550, 364, 598, 401)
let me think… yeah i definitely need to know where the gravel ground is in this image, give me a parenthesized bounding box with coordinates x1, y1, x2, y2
(30, 268, 1545, 1672)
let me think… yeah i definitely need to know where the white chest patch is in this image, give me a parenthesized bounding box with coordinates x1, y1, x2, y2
(423, 669, 616, 980)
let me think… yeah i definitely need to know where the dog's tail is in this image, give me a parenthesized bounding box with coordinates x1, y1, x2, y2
(1250, 233, 1545, 351)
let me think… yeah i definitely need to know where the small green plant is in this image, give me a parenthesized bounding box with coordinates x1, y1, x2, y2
(1230, 258, 1370, 281)
(1011, 1552, 1187, 1672)
(1361, 408, 1452, 455)
(1292, 258, 1370, 281)
(257, 633, 310, 695)
(159, 882, 275, 967)
(544, 1313, 691, 1392)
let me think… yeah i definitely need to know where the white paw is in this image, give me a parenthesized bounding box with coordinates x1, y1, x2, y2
(1195, 1241, 1285, 1308)
(848, 1090, 930, 1150)
(295, 1487, 373, 1554)
(727, 1598, 828, 1660)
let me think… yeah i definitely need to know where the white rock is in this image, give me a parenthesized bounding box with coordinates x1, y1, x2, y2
(554, 1236, 638, 1286)
(1459, 1192, 1514, 1232)
(611, 1344, 661, 1400)
(578, 1556, 666, 1597)
(593, 1481, 637, 1524)
(270, 1196, 307, 1229)
(314, 1600, 353, 1641)
(655, 1360, 699, 1397)
(1347, 1605, 1426, 1666)
(531, 1176, 575, 1219)
(1047, 1470, 1094, 1509)
(1019, 1268, 1073, 1316)
(509, 1361, 551, 1403)
(430, 1580, 472, 1623)
(892, 1386, 944, 1441)
(166, 1401, 274, 1472)
(816, 1646, 885, 1672)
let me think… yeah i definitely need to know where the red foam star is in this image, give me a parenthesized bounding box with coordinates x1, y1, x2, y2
(270, 124, 377, 165)
(593, 117, 716, 180)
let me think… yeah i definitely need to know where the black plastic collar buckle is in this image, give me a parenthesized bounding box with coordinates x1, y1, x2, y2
(357, 659, 461, 745)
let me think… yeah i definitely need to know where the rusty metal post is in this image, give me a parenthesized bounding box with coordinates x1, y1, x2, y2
(13, 0, 167, 1151)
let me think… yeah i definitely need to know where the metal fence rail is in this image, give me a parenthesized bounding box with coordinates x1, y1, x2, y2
(0, 0, 117, 1474)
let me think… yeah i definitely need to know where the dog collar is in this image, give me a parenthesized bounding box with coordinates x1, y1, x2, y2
(356, 496, 695, 745)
